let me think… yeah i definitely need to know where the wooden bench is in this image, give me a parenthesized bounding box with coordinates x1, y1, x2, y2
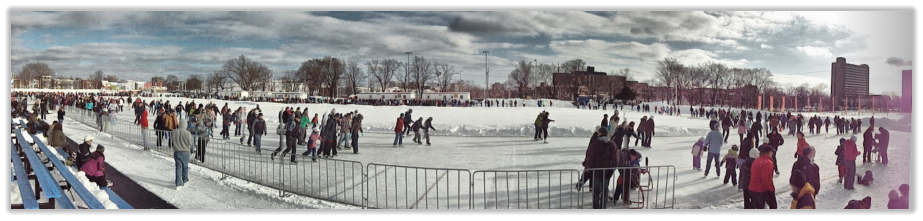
(14, 129, 75, 209)
(11, 141, 39, 209)
(29, 132, 105, 209)
(101, 187, 134, 209)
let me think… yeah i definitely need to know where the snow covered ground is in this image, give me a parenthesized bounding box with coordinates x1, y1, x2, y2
(86, 96, 906, 138)
(47, 113, 358, 209)
(43, 95, 912, 209)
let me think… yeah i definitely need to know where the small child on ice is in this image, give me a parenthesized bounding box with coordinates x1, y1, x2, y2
(301, 129, 321, 162)
(857, 170, 874, 186)
(691, 137, 704, 171)
(719, 145, 739, 185)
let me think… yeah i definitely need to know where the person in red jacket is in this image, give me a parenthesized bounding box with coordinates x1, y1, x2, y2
(843, 135, 862, 190)
(392, 113, 404, 147)
(795, 132, 810, 159)
(140, 109, 150, 150)
(748, 144, 777, 209)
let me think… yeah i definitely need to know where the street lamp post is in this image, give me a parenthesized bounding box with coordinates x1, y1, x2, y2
(405, 52, 412, 94)
(482, 50, 489, 100)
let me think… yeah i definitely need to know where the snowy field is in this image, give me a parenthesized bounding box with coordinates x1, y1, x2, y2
(38, 94, 912, 209)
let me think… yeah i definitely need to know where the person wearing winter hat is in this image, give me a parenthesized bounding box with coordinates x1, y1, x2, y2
(749, 143, 777, 209)
(843, 135, 862, 190)
(80, 145, 109, 187)
(75, 136, 94, 170)
(887, 189, 907, 209)
(691, 137, 705, 171)
(719, 145, 739, 185)
(789, 170, 816, 209)
(834, 138, 847, 183)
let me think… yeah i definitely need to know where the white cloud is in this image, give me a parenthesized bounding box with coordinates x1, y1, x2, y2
(796, 46, 833, 57)
(8, 11, 912, 94)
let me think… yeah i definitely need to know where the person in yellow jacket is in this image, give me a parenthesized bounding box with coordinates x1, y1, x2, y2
(719, 145, 739, 185)
(789, 170, 816, 209)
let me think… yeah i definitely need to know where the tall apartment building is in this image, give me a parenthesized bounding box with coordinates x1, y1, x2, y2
(830, 57, 869, 110)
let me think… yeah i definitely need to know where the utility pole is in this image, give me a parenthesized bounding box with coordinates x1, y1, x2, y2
(483, 50, 489, 100)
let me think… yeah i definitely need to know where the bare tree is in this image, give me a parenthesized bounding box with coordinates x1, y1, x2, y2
(277, 70, 301, 92)
(344, 60, 364, 95)
(399, 60, 413, 91)
(296, 58, 323, 96)
(410, 56, 435, 97)
(16, 62, 55, 88)
(164, 75, 180, 91)
(365, 60, 381, 92)
(507, 60, 532, 99)
(703, 61, 728, 106)
(205, 71, 229, 93)
(562, 59, 586, 72)
(654, 57, 684, 104)
(366, 59, 401, 92)
(434, 62, 457, 92)
(186, 74, 203, 93)
(90, 70, 105, 89)
(320, 56, 346, 97)
(218, 55, 272, 91)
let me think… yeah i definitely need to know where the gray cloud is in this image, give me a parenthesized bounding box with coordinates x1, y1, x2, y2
(886, 57, 912, 67)
(9, 11, 911, 93)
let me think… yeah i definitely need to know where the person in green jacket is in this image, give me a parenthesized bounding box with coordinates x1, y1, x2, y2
(533, 111, 544, 141)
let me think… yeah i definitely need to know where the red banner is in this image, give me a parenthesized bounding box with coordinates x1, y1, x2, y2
(758, 95, 763, 110)
(770, 96, 774, 112)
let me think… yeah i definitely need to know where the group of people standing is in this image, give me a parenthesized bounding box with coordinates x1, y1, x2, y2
(688, 106, 896, 209)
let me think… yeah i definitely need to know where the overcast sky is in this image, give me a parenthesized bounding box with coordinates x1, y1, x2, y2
(9, 11, 913, 94)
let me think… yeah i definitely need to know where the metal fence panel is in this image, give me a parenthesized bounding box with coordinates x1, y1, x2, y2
(472, 170, 582, 209)
(365, 164, 471, 209)
(62, 104, 675, 210)
(580, 165, 676, 209)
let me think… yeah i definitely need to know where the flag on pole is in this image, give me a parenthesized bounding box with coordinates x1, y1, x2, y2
(770, 96, 774, 112)
(758, 95, 763, 110)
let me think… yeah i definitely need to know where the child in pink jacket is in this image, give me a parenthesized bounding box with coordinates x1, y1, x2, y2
(692, 137, 705, 171)
(301, 130, 321, 162)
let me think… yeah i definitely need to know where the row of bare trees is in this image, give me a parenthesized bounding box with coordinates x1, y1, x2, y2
(653, 57, 777, 106)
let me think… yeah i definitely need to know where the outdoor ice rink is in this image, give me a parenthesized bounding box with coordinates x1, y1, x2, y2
(49, 96, 911, 209)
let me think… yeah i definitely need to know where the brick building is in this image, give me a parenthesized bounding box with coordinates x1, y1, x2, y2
(830, 57, 869, 110)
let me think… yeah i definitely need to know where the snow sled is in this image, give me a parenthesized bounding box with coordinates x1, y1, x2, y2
(625, 157, 655, 209)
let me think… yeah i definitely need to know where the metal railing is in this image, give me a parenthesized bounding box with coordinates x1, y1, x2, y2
(580, 165, 677, 209)
(472, 169, 582, 209)
(365, 164, 471, 209)
(61, 104, 676, 209)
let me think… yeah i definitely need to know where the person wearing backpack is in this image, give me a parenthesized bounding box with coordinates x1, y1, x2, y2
(301, 129, 321, 162)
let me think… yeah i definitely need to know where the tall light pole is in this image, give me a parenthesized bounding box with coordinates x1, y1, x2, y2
(405, 52, 412, 93)
(482, 50, 489, 100)
(532, 59, 537, 99)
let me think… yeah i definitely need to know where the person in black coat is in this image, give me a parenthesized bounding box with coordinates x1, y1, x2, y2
(862, 127, 875, 163)
(767, 129, 784, 174)
(76, 136, 94, 170)
(791, 147, 820, 196)
(583, 127, 618, 209)
(875, 127, 890, 164)
(601, 114, 609, 129)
